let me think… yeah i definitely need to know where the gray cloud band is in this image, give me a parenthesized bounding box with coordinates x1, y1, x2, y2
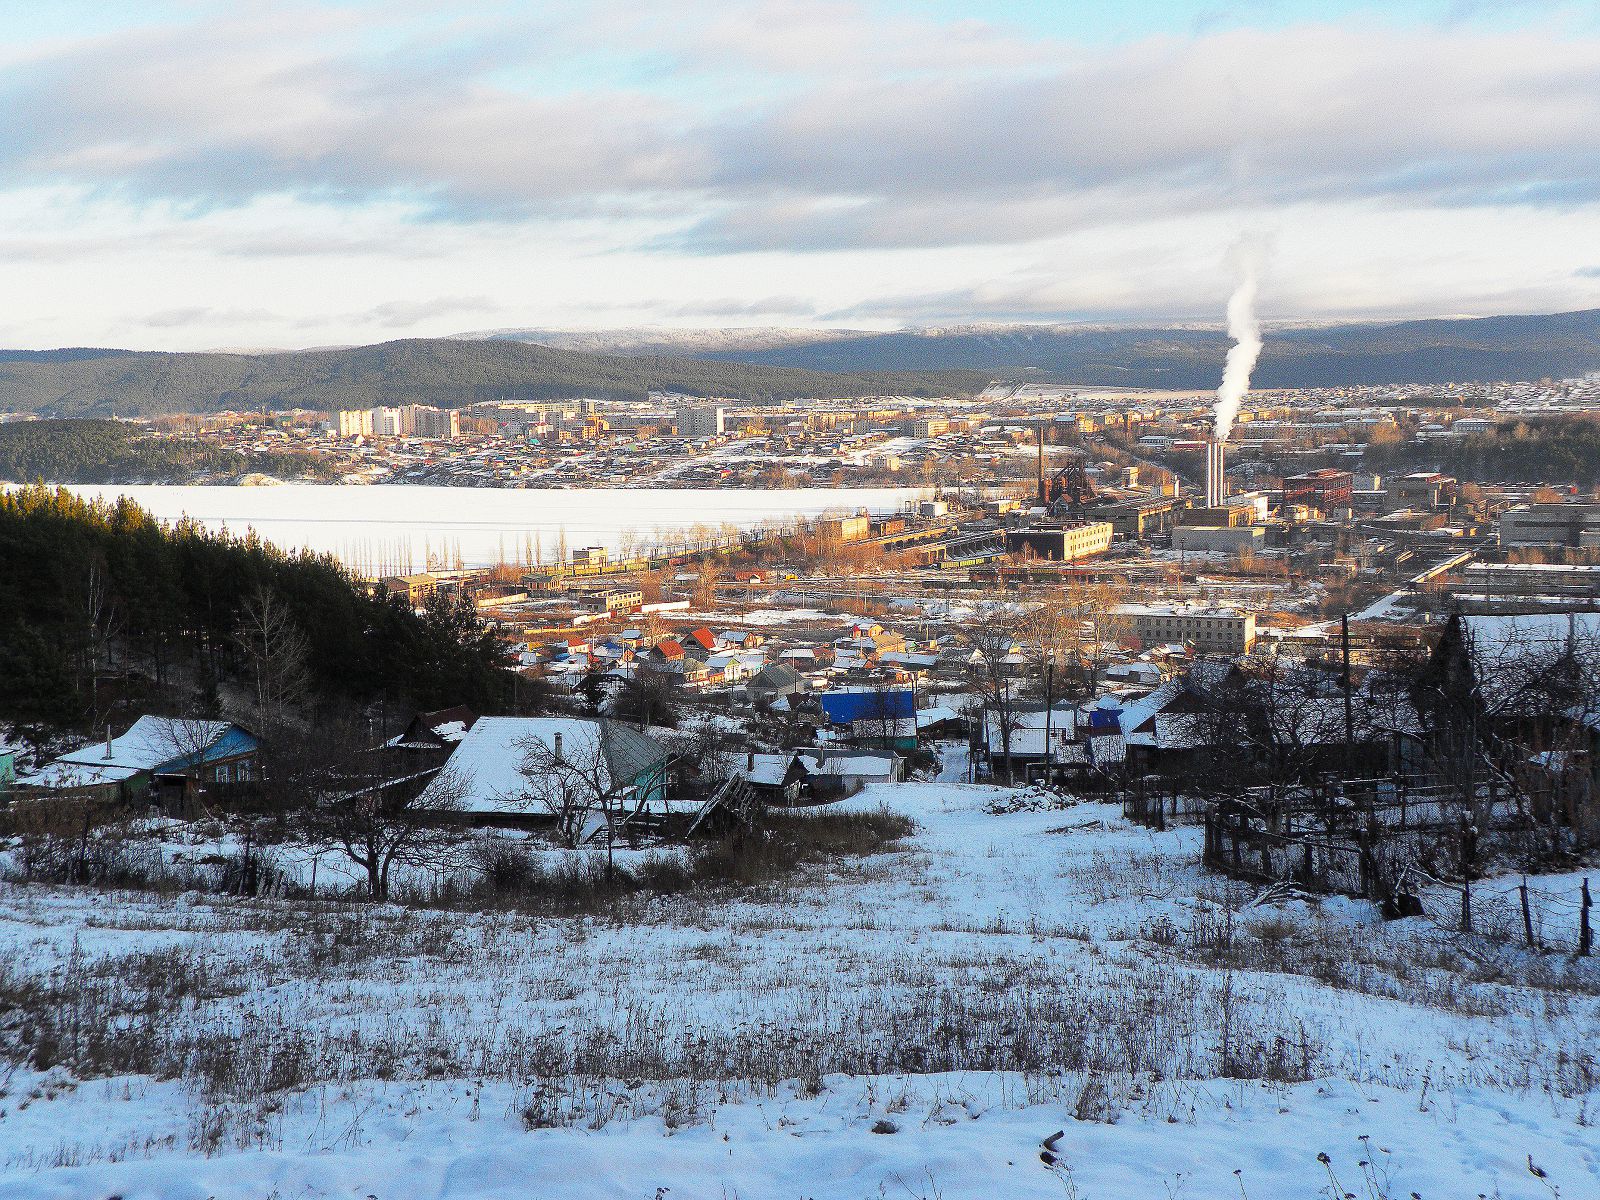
(2, 14, 1598, 253)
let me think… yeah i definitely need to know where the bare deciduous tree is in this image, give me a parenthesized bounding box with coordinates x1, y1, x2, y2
(513, 724, 664, 876)
(963, 603, 1027, 782)
(303, 756, 472, 902)
(234, 586, 311, 730)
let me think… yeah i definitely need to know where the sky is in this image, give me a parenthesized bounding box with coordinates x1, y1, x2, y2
(1, 0, 1599, 350)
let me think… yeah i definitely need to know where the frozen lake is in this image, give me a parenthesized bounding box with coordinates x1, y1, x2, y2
(51, 483, 930, 572)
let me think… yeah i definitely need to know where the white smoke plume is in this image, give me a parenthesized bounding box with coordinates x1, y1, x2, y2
(1214, 240, 1264, 443)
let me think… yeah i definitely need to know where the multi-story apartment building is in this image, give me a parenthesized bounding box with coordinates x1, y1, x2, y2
(1121, 604, 1257, 655)
(335, 405, 458, 439)
(678, 405, 726, 440)
(402, 405, 460, 439)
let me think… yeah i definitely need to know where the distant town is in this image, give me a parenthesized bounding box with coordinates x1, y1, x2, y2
(131, 369, 1581, 709)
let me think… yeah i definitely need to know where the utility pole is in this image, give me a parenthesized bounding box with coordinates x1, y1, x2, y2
(1341, 611, 1355, 762)
(1042, 660, 1055, 789)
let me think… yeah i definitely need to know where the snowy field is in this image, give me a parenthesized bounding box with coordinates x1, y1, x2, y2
(46, 484, 928, 569)
(0, 782, 1596, 1198)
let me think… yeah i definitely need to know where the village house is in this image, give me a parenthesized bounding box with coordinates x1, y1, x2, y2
(730, 751, 809, 805)
(18, 717, 260, 807)
(978, 703, 1081, 781)
(819, 689, 919, 751)
(425, 716, 671, 830)
(747, 662, 807, 705)
(795, 747, 904, 797)
(683, 628, 719, 655)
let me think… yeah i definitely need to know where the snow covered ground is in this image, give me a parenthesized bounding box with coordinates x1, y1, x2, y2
(0, 779, 1596, 1198)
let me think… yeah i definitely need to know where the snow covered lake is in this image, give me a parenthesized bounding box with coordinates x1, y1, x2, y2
(48, 483, 929, 570)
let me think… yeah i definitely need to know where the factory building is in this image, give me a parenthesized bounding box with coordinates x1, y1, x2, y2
(1499, 503, 1600, 548)
(1003, 521, 1114, 562)
(1283, 468, 1354, 511)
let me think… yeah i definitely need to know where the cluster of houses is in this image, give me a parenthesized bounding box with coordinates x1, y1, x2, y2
(527, 619, 927, 702)
(11, 607, 1593, 853)
(4, 696, 922, 836)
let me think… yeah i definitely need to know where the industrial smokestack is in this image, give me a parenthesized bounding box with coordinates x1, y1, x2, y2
(1205, 439, 1226, 509)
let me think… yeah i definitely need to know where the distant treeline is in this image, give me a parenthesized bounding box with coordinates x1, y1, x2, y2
(1365, 415, 1600, 486)
(0, 338, 991, 417)
(0, 419, 333, 483)
(0, 486, 510, 727)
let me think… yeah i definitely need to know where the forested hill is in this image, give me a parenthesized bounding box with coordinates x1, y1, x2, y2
(683, 308, 1600, 388)
(0, 339, 991, 417)
(0, 485, 510, 726)
(0, 419, 331, 483)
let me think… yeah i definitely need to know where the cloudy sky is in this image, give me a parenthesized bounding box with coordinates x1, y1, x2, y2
(2, 0, 1599, 349)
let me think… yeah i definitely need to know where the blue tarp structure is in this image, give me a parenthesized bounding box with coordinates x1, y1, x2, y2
(819, 690, 916, 725)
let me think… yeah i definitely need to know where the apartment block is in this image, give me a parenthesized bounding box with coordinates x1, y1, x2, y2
(1121, 604, 1257, 654)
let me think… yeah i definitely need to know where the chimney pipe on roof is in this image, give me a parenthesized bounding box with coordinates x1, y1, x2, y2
(553, 731, 563, 762)
(105, 725, 113, 760)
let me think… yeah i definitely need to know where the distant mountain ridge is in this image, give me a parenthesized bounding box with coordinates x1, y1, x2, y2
(3, 308, 1596, 415)
(0, 339, 989, 417)
(474, 309, 1600, 389)
(701, 310, 1600, 388)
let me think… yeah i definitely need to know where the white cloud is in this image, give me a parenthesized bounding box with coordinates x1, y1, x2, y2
(0, 1, 1597, 345)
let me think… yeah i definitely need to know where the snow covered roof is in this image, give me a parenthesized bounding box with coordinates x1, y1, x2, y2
(796, 749, 898, 777)
(881, 652, 938, 669)
(1461, 612, 1600, 657)
(430, 716, 669, 812)
(1116, 681, 1184, 747)
(733, 753, 799, 787)
(21, 717, 243, 789)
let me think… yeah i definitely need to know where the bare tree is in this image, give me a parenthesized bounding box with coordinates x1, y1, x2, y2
(79, 558, 121, 719)
(1188, 661, 1319, 806)
(691, 558, 722, 610)
(963, 603, 1027, 782)
(860, 675, 908, 750)
(146, 715, 242, 817)
(234, 586, 311, 730)
(302, 755, 472, 902)
(513, 723, 663, 876)
(615, 667, 680, 728)
(1416, 615, 1600, 861)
